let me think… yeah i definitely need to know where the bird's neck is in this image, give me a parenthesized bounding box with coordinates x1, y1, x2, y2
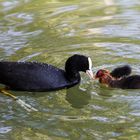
(103, 77, 123, 88)
(65, 69, 80, 82)
(99, 76, 112, 86)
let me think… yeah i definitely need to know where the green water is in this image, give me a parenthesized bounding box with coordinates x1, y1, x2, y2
(0, 0, 140, 139)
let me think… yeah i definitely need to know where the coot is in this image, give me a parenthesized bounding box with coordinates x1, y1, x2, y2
(95, 69, 140, 89)
(0, 54, 93, 91)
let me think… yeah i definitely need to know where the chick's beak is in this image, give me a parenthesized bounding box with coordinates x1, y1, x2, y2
(86, 70, 94, 79)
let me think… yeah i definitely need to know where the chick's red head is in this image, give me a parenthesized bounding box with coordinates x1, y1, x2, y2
(95, 69, 110, 78)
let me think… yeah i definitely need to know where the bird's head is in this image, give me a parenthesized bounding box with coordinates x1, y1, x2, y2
(65, 54, 94, 81)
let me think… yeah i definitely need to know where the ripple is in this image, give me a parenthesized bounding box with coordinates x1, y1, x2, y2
(94, 42, 140, 59)
(90, 104, 108, 111)
(0, 126, 12, 134)
(4, 12, 33, 26)
(57, 115, 111, 123)
(48, 5, 79, 17)
(1, 1, 19, 11)
(0, 27, 42, 57)
(91, 116, 110, 123)
(18, 52, 42, 61)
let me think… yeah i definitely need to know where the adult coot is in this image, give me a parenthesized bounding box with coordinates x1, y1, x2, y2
(0, 54, 93, 91)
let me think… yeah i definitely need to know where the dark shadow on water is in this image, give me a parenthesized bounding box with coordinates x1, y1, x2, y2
(0, 84, 91, 110)
(66, 84, 91, 109)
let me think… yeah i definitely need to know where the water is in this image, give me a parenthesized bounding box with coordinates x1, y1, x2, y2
(0, 0, 140, 139)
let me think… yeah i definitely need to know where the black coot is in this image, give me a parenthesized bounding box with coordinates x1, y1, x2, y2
(0, 54, 93, 91)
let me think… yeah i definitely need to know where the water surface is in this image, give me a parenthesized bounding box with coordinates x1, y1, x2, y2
(0, 0, 140, 139)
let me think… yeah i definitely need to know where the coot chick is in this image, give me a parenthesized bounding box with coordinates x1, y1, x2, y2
(110, 65, 132, 79)
(95, 69, 140, 89)
(0, 54, 93, 92)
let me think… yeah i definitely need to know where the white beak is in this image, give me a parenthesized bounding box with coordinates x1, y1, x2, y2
(86, 70, 94, 79)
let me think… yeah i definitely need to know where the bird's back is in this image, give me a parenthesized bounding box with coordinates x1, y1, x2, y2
(120, 75, 140, 89)
(0, 62, 79, 91)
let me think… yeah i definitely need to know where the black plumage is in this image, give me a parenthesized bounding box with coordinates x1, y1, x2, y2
(110, 75, 140, 89)
(110, 65, 132, 78)
(0, 54, 93, 92)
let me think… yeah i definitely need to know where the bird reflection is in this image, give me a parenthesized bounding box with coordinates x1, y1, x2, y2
(66, 84, 91, 109)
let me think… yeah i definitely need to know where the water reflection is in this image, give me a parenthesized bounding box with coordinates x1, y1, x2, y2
(66, 85, 91, 108)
